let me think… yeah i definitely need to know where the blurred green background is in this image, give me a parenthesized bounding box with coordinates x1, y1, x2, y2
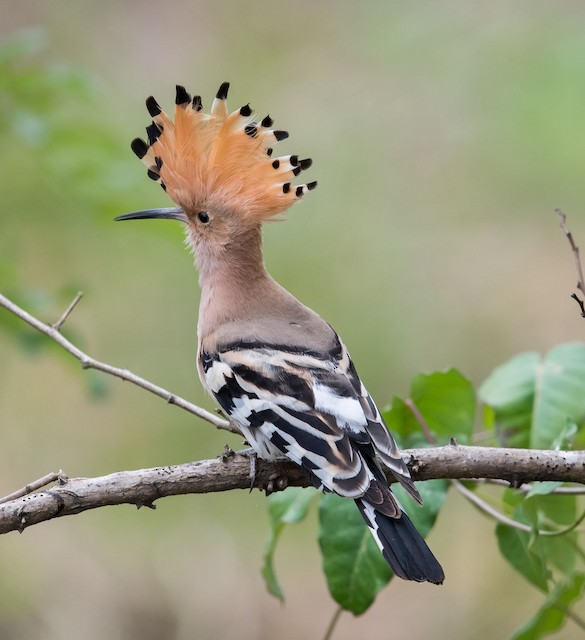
(1, 2, 585, 639)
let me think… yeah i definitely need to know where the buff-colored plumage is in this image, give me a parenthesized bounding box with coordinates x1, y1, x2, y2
(131, 82, 316, 224)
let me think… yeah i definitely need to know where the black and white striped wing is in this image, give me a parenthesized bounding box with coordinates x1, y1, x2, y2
(199, 340, 421, 506)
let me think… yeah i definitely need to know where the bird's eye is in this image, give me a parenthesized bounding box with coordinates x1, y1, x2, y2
(197, 211, 210, 224)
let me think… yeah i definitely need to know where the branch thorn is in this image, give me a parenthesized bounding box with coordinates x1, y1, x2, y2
(52, 291, 84, 332)
(557, 209, 585, 319)
(571, 293, 585, 317)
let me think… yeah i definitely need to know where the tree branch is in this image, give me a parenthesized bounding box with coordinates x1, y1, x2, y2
(557, 208, 585, 317)
(0, 291, 236, 433)
(1, 445, 584, 535)
(0, 471, 68, 505)
(2, 290, 585, 536)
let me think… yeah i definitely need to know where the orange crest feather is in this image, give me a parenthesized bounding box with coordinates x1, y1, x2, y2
(131, 82, 317, 221)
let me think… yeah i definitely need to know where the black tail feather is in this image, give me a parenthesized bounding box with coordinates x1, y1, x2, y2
(357, 499, 444, 585)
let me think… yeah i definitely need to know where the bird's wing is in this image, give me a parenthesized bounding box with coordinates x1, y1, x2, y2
(200, 338, 422, 508)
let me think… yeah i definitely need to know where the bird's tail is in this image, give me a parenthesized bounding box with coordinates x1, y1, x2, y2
(356, 498, 445, 584)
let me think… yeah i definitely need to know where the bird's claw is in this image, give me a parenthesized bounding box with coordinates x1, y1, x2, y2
(265, 473, 288, 496)
(223, 447, 258, 491)
(218, 446, 288, 495)
(247, 450, 258, 492)
(218, 444, 235, 462)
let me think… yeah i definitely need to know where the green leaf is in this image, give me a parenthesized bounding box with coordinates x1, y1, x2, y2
(479, 352, 540, 447)
(479, 343, 585, 449)
(527, 493, 576, 528)
(509, 573, 585, 640)
(383, 368, 475, 446)
(261, 487, 316, 601)
(85, 369, 109, 399)
(530, 498, 577, 577)
(318, 493, 392, 615)
(534, 535, 577, 577)
(503, 491, 577, 578)
(382, 395, 426, 447)
(525, 482, 563, 498)
(409, 369, 476, 444)
(496, 524, 549, 592)
(517, 489, 575, 529)
(551, 419, 578, 451)
(532, 344, 585, 449)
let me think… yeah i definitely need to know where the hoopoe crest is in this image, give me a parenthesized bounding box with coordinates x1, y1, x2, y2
(130, 82, 316, 228)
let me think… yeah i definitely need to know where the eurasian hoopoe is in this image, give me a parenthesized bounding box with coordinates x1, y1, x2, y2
(118, 82, 444, 585)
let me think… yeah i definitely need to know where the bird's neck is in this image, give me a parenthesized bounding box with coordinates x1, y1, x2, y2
(195, 224, 274, 338)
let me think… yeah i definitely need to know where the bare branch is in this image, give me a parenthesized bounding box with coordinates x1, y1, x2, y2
(0, 451, 308, 534)
(0, 471, 68, 505)
(403, 445, 585, 485)
(453, 479, 534, 532)
(1, 445, 584, 535)
(571, 293, 585, 318)
(455, 479, 585, 536)
(482, 478, 585, 495)
(2, 290, 585, 538)
(557, 208, 585, 316)
(322, 606, 343, 640)
(0, 292, 235, 433)
(52, 291, 84, 331)
(405, 398, 437, 444)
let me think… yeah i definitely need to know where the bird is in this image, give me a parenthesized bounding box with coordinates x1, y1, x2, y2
(117, 81, 444, 585)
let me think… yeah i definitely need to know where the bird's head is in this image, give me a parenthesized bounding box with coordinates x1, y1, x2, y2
(116, 82, 317, 252)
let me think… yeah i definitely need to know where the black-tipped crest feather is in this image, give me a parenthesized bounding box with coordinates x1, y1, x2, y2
(216, 81, 230, 100)
(175, 85, 191, 105)
(146, 96, 162, 117)
(131, 138, 148, 159)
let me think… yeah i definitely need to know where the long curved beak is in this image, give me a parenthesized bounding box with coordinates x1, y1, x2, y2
(115, 207, 187, 222)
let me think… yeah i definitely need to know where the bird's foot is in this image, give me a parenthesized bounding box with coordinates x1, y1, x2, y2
(220, 447, 289, 495)
(265, 472, 288, 496)
(224, 447, 259, 492)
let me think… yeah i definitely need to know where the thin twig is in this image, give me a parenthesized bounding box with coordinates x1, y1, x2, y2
(482, 478, 585, 495)
(557, 208, 585, 316)
(552, 600, 585, 632)
(571, 293, 585, 318)
(405, 398, 437, 444)
(453, 480, 585, 537)
(454, 480, 533, 532)
(541, 507, 585, 538)
(52, 291, 84, 331)
(322, 606, 343, 640)
(0, 471, 67, 505)
(0, 291, 235, 433)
